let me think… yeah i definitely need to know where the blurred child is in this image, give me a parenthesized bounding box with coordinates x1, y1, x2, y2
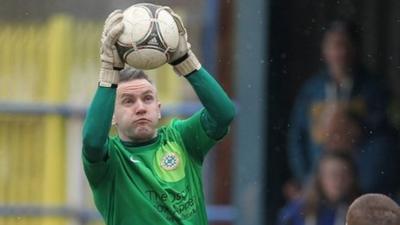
(277, 152, 360, 225)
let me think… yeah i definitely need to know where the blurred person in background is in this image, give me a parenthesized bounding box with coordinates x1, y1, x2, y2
(346, 193, 400, 225)
(81, 9, 235, 225)
(287, 20, 399, 194)
(277, 152, 360, 225)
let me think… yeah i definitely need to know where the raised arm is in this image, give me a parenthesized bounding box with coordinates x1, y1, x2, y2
(82, 10, 124, 162)
(166, 9, 235, 162)
(171, 63, 235, 162)
(185, 67, 235, 139)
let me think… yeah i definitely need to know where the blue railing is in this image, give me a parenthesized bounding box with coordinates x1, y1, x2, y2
(0, 101, 203, 117)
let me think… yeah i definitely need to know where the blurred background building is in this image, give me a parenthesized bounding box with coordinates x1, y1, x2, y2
(0, 0, 399, 225)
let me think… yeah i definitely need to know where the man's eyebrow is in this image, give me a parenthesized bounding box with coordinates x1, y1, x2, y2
(121, 93, 134, 98)
(142, 90, 155, 95)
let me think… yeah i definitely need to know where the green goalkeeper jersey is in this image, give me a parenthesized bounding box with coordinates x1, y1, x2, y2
(84, 115, 216, 224)
(82, 67, 235, 225)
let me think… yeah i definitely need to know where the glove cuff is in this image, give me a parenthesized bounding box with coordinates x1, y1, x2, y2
(173, 50, 201, 76)
(99, 69, 119, 87)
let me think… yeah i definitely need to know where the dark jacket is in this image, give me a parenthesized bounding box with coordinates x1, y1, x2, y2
(288, 67, 399, 193)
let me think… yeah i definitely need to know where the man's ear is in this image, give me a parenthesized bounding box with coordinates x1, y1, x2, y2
(112, 114, 117, 125)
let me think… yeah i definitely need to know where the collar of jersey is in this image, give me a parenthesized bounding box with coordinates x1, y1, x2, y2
(119, 133, 160, 151)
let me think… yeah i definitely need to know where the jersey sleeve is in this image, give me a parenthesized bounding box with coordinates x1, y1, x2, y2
(172, 111, 217, 163)
(172, 67, 235, 163)
(185, 67, 236, 140)
(82, 140, 116, 187)
(82, 86, 116, 186)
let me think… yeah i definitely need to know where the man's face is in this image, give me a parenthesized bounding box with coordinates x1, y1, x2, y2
(320, 158, 353, 203)
(322, 31, 355, 71)
(114, 79, 161, 142)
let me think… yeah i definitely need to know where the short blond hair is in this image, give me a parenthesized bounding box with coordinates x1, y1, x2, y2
(346, 194, 400, 225)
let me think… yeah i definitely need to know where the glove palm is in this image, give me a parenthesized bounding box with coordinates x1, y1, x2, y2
(99, 10, 124, 87)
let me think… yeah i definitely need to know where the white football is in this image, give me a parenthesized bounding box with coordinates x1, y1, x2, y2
(116, 3, 180, 70)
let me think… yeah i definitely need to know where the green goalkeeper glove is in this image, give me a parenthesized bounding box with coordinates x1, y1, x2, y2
(165, 8, 201, 76)
(99, 10, 124, 87)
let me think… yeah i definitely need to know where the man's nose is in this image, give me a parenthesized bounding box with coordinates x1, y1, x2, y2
(135, 100, 146, 115)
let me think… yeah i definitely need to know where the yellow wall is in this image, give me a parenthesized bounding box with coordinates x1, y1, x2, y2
(0, 15, 184, 225)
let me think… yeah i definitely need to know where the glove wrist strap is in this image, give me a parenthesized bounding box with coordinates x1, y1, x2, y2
(99, 69, 119, 87)
(173, 50, 201, 76)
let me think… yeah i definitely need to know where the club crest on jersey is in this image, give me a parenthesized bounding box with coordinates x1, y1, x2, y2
(160, 152, 180, 170)
(154, 141, 185, 182)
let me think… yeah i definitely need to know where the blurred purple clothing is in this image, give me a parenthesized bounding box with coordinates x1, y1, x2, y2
(276, 200, 346, 225)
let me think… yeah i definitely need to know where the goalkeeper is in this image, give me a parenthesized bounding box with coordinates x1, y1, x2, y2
(82, 9, 235, 225)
